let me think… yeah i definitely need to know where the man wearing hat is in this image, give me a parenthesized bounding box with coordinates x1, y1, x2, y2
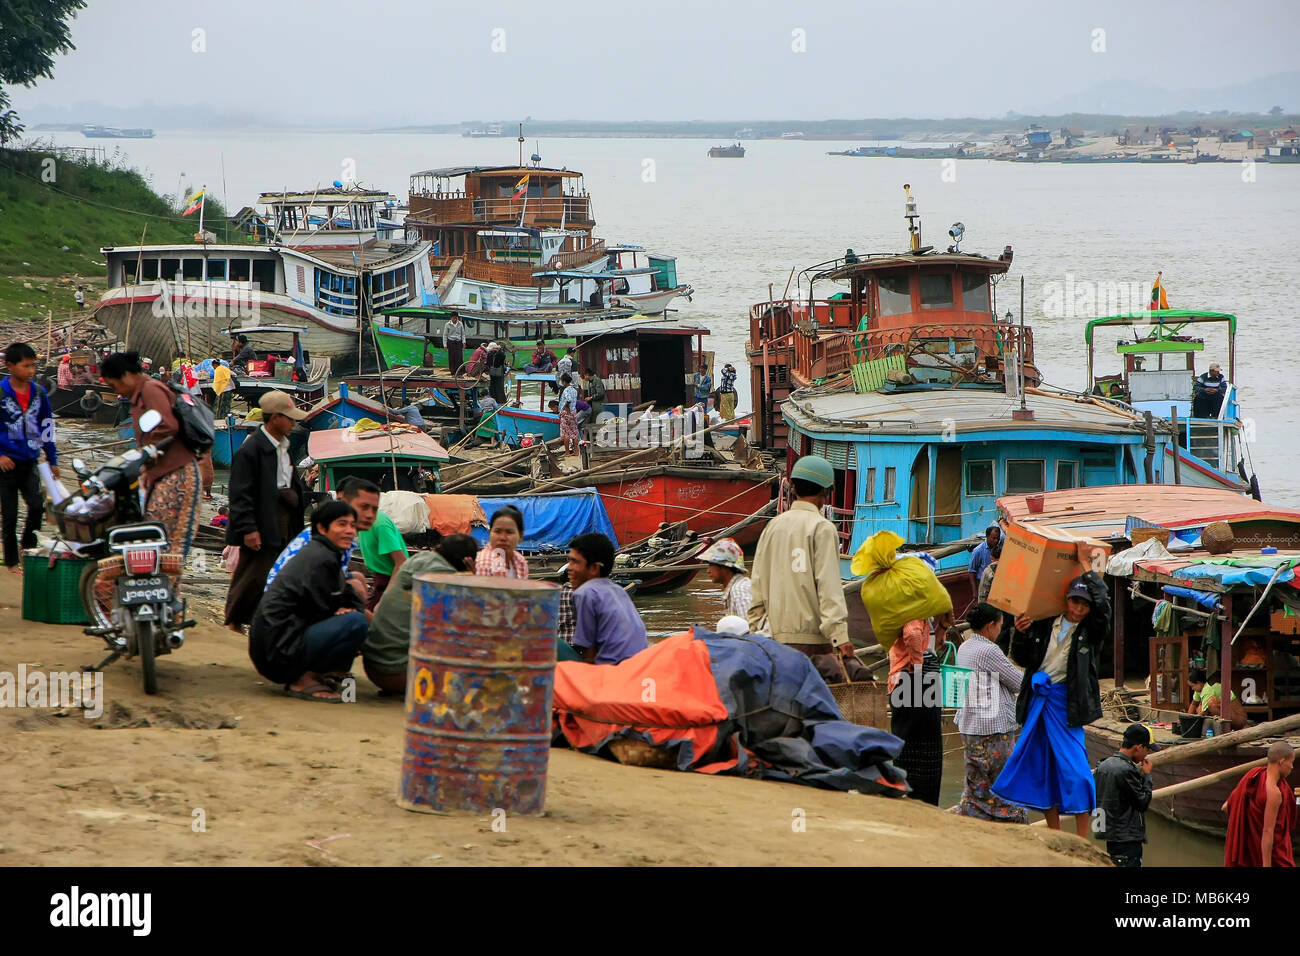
(994, 572, 1111, 837)
(1193, 362, 1226, 418)
(224, 391, 309, 631)
(747, 455, 855, 673)
(701, 537, 751, 619)
(1093, 724, 1159, 867)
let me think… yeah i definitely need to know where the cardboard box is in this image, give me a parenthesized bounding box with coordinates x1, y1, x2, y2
(987, 522, 1111, 621)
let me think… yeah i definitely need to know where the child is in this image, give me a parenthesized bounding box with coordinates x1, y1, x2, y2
(210, 506, 229, 528)
(1092, 723, 1158, 867)
(0, 342, 59, 572)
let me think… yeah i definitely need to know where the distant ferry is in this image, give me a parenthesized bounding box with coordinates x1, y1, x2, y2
(462, 125, 506, 138)
(81, 125, 155, 139)
(779, 131, 805, 139)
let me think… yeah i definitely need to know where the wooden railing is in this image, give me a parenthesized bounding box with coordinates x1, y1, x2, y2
(406, 194, 593, 226)
(788, 322, 1036, 383)
(748, 298, 860, 344)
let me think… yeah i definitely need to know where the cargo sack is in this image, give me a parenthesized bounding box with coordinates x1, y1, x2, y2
(853, 530, 952, 651)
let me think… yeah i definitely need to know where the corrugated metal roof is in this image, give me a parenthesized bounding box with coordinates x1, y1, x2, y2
(409, 165, 582, 179)
(997, 485, 1300, 539)
(785, 387, 1149, 436)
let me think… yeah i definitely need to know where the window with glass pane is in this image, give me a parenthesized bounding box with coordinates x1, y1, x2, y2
(1055, 460, 1078, 489)
(967, 459, 995, 495)
(877, 276, 912, 316)
(1006, 459, 1045, 494)
(883, 467, 897, 502)
(919, 274, 954, 309)
(961, 272, 990, 312)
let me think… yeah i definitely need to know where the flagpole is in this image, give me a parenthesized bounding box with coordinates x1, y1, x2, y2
(198, 184, 206, 240)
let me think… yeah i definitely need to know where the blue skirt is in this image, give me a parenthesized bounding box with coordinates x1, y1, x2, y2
(992, 672, 1095, 815)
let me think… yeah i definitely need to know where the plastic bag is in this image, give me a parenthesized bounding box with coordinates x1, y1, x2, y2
(380, 490, 431, 535)
(853, 530, 952, 650)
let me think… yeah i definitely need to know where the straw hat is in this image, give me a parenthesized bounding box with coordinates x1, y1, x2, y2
(701, 537, 746, 574)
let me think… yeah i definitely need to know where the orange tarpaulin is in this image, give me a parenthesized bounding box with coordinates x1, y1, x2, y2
(423, 494, 488, 536)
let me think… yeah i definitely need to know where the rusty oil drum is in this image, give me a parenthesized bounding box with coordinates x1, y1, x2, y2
(399, 573, 560, 815)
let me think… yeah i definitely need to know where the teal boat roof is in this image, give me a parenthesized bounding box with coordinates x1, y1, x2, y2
(1084, 309, 1237, 344)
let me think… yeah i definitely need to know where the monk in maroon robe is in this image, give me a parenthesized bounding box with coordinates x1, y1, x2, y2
(1223, 741, 1296, 868)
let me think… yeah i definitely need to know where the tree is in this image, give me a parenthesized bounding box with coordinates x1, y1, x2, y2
(0, 0, 87, 144)
(1269, 105, 1284, 116)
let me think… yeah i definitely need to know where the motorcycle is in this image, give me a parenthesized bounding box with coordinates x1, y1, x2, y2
(56, 409, 196, 694)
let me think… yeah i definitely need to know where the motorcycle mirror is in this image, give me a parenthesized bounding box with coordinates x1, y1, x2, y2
(72, 457, 87, 475)
(139, 409, 163, 433)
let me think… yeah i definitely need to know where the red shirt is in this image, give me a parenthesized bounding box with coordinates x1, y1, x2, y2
(12, 385, 30, 413)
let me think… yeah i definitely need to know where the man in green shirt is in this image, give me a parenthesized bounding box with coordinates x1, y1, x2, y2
(362, 535, 479, 692)
(342, 477, 410, 611)
(1189, 668, 1246, 730)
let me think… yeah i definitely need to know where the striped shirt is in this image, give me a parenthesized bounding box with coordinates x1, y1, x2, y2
(722, 574, 753, 619)
(557, 582, 576, 645)
(955, 631, 1023, 736)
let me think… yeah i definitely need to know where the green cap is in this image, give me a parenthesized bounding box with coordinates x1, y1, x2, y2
(790, 454, 835, 488)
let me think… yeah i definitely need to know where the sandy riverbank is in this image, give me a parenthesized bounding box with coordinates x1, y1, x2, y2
(0, 572, 1108, 867)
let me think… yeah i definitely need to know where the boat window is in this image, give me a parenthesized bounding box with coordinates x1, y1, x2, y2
(877, 276, 912, 317)
(160, 258, 181, 281)
(140, 259, 159, 281)
(1006, 459, 1045, 494)
(883, 467, 897, 502)
(252, 259, 277, 293)
(121, 259, 138, 284)
(182, 259, 203, 280)
(919, 274, 954, 309)
(863, 467, 876, 503)
(966, 459, 995, 496)
(909, 448, 930, 522)
(960, 273, 990, 312)
(1055, 460, 1078, 490)
(229, 259, 252, 282)
(206, 259, 227, 280)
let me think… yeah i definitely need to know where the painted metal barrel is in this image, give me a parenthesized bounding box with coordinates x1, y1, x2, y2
(399, 572, 561, 815)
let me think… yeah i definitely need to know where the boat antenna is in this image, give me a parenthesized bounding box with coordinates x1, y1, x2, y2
(904, 184, 921, 253)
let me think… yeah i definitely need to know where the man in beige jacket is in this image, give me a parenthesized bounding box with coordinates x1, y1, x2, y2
(748, 455, 856, 671)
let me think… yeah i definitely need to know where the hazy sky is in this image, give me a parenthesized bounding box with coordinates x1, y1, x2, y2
(12, 0, 1300, 123)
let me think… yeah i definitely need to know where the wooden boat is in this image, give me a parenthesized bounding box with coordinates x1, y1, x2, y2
(372, 304, 635, 371)
(201, 325, 330, 412)
(211, 419, 261, 469)
(708, 143, 745, 158)
(308, 426, 450, 493)
(404, 153, 693, 314)
(1085, 308, 1257, 495)
(998, 484, 1300, 837)
(301, 384, 408, 432)
(94, 186, 435, 367)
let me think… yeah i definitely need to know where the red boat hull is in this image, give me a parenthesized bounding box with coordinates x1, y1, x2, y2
(589, 469, 773, 546)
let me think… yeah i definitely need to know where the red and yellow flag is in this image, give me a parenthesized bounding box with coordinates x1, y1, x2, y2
(1149, 271, 1169, 311)
(512, 174, 529, 200)
(182, 187, 205, 216)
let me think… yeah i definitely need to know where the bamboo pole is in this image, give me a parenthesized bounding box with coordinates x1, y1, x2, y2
(1147, 711, 1300, 769)
(45, 310, 53, 362)
(1150, 757, 1266, 800)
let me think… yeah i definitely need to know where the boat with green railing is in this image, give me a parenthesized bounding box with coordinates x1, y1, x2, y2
(1085, 308, 1259, 496)
(372, 303, 637, 371)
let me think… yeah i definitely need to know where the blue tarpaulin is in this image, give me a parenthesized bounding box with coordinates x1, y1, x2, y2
(1162, 585, 1222, 610)
(475, 488, 618, 552)
(1174, 564, 1294, 587)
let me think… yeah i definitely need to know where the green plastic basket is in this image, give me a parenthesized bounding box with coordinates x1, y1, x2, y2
(939, 641, 975, 709)
(22, 551, 91, 625)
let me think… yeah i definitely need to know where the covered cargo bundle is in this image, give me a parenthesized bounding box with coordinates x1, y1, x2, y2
(853, 530, 952, 650)
(552, 628, 910, 796)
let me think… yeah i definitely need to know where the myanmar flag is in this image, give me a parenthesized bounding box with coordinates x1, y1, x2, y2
(182, 188, 205, 216)
(512, 174, 529, 200)
(1149, 271, 1169, 311)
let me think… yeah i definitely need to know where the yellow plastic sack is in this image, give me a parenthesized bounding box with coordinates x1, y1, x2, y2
(853, 530, 952, 650)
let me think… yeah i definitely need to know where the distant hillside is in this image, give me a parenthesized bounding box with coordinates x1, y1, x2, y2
(0, 145, 229, 321)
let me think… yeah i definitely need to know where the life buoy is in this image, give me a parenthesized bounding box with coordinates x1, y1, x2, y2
(35, 375, 53, 394)
(548, 256, 562, 270)
(78, 390, 103, 413)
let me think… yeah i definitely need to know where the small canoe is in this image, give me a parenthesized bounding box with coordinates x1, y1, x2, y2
(496, 405, 562, 445)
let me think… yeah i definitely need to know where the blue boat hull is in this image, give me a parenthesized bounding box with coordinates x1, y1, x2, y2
(212, 424, 257, 468)
(496, 406, 561, 446)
